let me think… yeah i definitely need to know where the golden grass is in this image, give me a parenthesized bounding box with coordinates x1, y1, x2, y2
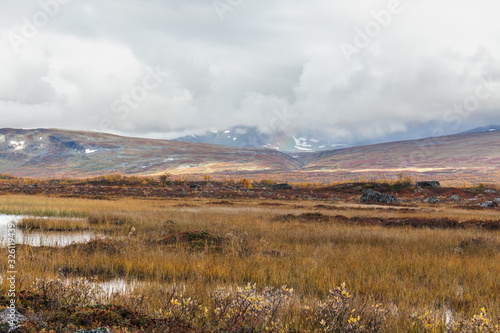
(17, 217, 90, 231)
(0, 194, 499, 331)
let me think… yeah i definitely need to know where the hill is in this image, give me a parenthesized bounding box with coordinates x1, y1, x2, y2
(1, 128, 500, 184)
(299, 131, 500, 174)
(0, 128, 301, 178)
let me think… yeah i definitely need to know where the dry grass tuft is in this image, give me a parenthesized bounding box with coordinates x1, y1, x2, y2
(17, 217, 89, 231)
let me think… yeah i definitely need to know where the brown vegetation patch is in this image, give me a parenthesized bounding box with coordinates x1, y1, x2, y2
(314, 204, 417, 212)
(63, 237, 123, 255)
(259, 202, 285, 206)
(274, 212, 331, 223)
(88, 214, 132, 226)
(159, 231, 225, 250)
(174, 203, 199, 208)
(207, 200, 234, 205)
(333, 215, 500, 230)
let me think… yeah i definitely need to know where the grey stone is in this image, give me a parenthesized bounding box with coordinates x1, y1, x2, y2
(0, 309, 25, 333)
(423, 196, 439, 204)
(450, 195, 460, 202)
(75, 328, 111, 333)
(416, 181, 440, 188)
(476, 201, 498, 208)
(360, 190, 398, 204)
(494, 198, 500, 204)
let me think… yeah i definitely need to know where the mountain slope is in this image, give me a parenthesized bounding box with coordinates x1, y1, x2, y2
(460, 125, 500, 134)
(0, 128, 302, 178)
(1, 128, 500, 181)
(299, 131, 500, 173)
(174, 126, 347, 152)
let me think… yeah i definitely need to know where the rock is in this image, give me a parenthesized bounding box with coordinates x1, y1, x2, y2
(423, 196, 439, 204)
(416, 181, 440, 188)
(272, 183, 293, 190)
(485, 189, 496, 193)
(360, 190, 398, 204)
(75, 328, 112, 333)
(476, 201, 498, 208)
(0, 309, 25, 332)
(450, 195, 460, 202)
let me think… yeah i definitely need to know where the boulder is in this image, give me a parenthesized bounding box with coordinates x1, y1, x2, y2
(360, 190, 398, 204)
(75, 328, 111, 333)
(494, 198, 500, 204)
(423, 196, 439, 204)
(476, 201, 498, 208)
(272, 183, 293, 190)
(450, 195, 460, 202)
(416, 181, 440, 188)
(0, 309, 25, 333)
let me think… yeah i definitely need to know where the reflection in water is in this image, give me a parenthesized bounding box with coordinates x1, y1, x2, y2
(0, 214, 96, 247)
(99, 278, 141, 296)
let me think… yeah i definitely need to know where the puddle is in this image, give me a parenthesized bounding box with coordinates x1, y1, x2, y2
(99, 278, 142, 296)
(0, 214, 96, 247)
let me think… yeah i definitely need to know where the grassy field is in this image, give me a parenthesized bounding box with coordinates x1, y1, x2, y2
(1, 194, 499, 332)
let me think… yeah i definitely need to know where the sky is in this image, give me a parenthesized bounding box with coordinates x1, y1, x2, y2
(0, 0, 499, 145)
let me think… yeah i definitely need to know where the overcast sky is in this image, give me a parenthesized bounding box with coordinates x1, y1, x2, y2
(0, 0, 499, 144)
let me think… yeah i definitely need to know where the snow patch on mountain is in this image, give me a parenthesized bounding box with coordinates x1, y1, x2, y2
(461, 125, 500, 134)
(10, 141, 25, 150)
(174, 126, 348, 153)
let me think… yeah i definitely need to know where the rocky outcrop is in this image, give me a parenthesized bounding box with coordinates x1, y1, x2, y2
(416, 181, 440, 188)
(476, 201, 498, 208)
(423, 196, 439, 204)
(450, 195, 460, 202)
(0, 309, 25, 333)
(75, 328, 111, 333)
(360, 190, 398, 204)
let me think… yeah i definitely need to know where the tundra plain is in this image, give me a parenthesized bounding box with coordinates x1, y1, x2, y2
(0, 181, 499, 332)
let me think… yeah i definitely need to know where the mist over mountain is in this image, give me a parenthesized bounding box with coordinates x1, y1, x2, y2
(174, 126, 348, 153)
(1, 127, 499, 184)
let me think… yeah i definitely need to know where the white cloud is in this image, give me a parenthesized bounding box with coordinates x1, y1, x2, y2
(0, 0, 499, 144)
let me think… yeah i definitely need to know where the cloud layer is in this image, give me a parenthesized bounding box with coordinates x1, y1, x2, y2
(1, 0, 499, 144)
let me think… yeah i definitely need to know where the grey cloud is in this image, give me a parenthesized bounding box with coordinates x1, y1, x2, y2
(0, 0, 499, 144)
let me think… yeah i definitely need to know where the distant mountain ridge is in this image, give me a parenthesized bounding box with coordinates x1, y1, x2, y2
(174, 126, 348, 153)
(299, 130, 500, 174)
(0, 128, 301, 178)
(460, 125, 500, 134)
(0, 127, 499, 181)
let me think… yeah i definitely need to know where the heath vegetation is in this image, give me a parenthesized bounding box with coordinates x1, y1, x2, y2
(0, 187, 499, 332)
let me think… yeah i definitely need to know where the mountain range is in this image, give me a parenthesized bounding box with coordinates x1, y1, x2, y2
(174, 126, 347, 153)
(0, 127, 499, 181)
(0, 128, 300, 178)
